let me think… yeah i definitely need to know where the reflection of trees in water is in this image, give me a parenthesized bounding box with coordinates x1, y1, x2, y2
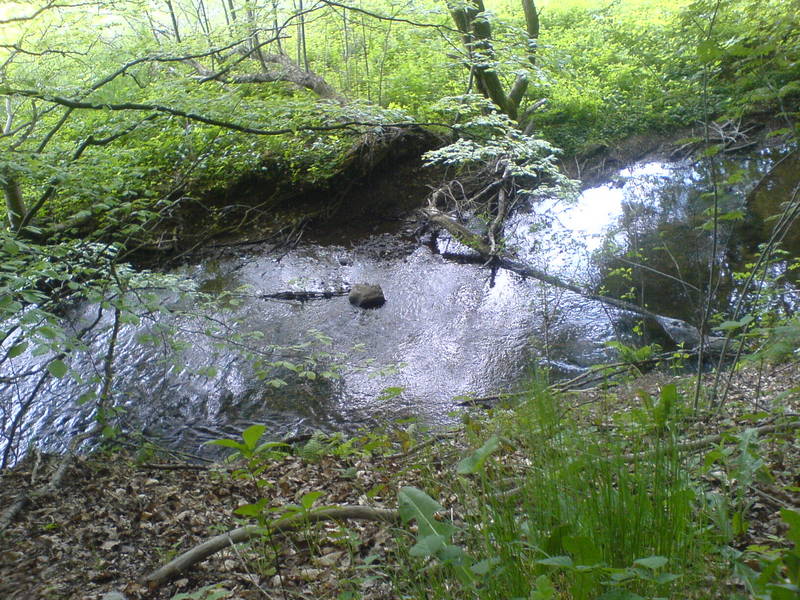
(595, 150, 797, 326)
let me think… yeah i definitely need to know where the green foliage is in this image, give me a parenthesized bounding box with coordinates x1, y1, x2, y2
(606, 341, 662, 366)
(423, 95, 577, 198)
(398, 486, 477, 587)
(728, 509, 800, 599)
(395, 382, 701, 599)
(171, 584, 232, 600)
(703, 428, 772, 541)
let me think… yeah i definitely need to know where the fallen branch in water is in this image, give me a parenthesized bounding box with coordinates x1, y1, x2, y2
(423, 208, 699, 343)
(259, 289, 349, 301)
(141, 505, 399, 588)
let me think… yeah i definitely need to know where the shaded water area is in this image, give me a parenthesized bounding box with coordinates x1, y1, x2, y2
(2, 145, 799, 460)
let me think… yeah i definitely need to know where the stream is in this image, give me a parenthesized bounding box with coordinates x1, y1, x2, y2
(2, 144, 798, 460)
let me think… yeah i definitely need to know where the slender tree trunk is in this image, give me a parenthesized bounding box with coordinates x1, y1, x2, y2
(3, 174, 25, 231)
(447, 0, 539, 123)
(295, 0, 302, 65)
(221, 0, 231, 25)
(246, 2, 270, 72)
(227, 0, 238, 22)
(299, 0, 309, 71)
(342, 9, 350, 90)
(521, 0, 538, 66)
(2, 99, 26, 231)
(145, 10, 163, 44)
(272, 0, 283, 53)
(165, 0, 182, 43)
(196, 0, 211, 35)
(377, 19, 392, 105)
(361, 15, 370, 101)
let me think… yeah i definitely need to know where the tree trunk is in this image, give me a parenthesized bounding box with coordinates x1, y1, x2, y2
(447, 0, 539, 123)
(3, 174, 25, 231)
(165, 0, 182, 43)
(521, 0, 539, 66)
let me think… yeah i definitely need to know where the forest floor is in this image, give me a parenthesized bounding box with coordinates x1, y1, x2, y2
(1, 361, 799, 600)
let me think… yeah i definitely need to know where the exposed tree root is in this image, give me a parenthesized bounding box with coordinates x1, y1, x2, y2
(141, 505, 399, 588)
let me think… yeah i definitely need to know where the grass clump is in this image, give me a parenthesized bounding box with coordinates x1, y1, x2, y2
(392, 379, 707, 599)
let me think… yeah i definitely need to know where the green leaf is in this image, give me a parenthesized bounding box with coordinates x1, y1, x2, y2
(37, 325, 59, 340)
(376, 386, 405, 401)
(633, 556, 668, 570)
(300, 490, 324, 511)
(398, 486, 456, 540)
(564, 535, 602, 566)
(655, 572, 681, 584)
(471, 557, 499, 576)
(409, 533, 447, 557)
(717, 315, 754, 331)
(8, 342, 27, 358)
(242, 424, 266, 450)
(207, 439, 246, 451)
(780, 509, 800, 546)
(457, 435, 501, 474)
(530, 574, 556, 600)
(537, 555, 574, 568)
(77, 391, 96, 405)
(234, 499, 268, 517)
(597, 591, 645, 600)
(171, 583, 232, 600)
(47, 359, 68, 378)
(254, 441, 289, 455)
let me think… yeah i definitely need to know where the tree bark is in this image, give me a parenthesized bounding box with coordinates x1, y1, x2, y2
(521, 0, 539, 66)
(165, 0, 182, 43)
(447, 0, 539, 123)
(3, 173, 25, 231)
(192, 52, 343, 99)
(423, 208, 703, 342)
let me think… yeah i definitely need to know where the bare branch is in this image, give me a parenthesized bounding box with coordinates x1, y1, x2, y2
(0, 44, 89, 58)
(318, 0, 458, 33)
(0, 87, 437, 136)
(0, 1, 100, 25)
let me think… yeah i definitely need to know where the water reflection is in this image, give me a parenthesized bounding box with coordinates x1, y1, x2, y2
(2, 145, 798, 460)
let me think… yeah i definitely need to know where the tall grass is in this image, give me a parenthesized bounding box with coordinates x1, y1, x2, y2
(392, 380, 705, 599)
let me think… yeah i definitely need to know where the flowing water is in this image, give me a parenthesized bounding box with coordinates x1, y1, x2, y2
(2, 145, 798, 461)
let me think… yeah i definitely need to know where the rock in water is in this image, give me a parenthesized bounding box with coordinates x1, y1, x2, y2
(349, 284, 386, 309)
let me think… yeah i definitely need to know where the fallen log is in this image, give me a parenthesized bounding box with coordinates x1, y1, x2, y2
(141, 505, 399, 588)
(423, 208, 707, 346)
